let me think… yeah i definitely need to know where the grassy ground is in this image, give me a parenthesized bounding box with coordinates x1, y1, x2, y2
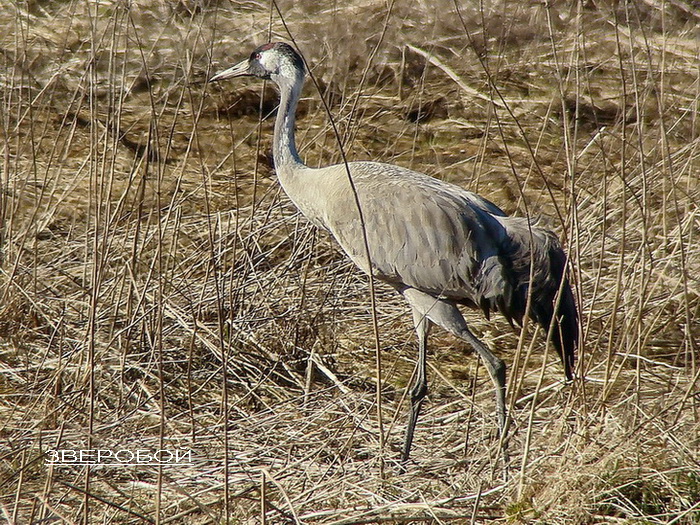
(1, 0, 699, 523)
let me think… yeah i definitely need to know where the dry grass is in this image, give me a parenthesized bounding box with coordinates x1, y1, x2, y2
(1, 0, 699, 523)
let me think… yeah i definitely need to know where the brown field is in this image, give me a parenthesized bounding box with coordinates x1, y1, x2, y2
(1, 0, 699, 523)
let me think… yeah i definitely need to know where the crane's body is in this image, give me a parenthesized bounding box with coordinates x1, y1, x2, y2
(211, 42, 578, 461)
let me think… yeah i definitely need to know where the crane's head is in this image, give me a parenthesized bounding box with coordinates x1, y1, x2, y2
(210, 42, 305, 84)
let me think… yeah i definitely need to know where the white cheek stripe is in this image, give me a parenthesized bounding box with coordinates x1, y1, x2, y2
(259, 52, 276, 72)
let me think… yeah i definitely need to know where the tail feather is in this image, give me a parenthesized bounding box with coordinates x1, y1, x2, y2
(531, 244, 578, 380)
(486, 218, 579, 380)
(468, 215, 579, 379)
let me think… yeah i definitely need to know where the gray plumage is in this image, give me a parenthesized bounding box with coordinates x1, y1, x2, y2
(211, 42, 579, 462)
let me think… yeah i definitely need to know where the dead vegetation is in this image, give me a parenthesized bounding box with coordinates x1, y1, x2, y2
(1, 0, 698, 523)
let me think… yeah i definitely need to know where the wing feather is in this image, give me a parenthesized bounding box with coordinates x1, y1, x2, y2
(320, 162, 510, 305)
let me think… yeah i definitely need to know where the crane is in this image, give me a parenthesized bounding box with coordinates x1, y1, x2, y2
(210, 42, 579, 462)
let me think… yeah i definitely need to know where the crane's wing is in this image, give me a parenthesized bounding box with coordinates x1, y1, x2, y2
(319, 162, 513, 308)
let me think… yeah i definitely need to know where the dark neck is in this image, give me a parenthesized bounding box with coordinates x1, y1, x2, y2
(274, 73, 305, 169)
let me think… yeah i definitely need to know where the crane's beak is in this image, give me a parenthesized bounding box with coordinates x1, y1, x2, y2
(209, 59, 250, 82)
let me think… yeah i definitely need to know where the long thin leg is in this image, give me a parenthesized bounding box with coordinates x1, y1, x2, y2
(401, 307, 431, 462)
(403, 288, 507, 435)
(455, 323, 507, 431)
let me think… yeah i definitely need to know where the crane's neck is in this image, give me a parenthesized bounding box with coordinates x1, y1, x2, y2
(273, 72, 305, 170)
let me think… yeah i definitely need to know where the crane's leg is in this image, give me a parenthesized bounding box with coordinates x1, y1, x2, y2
(402, 288, 507, 435)
(401, 307, 431, 462)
